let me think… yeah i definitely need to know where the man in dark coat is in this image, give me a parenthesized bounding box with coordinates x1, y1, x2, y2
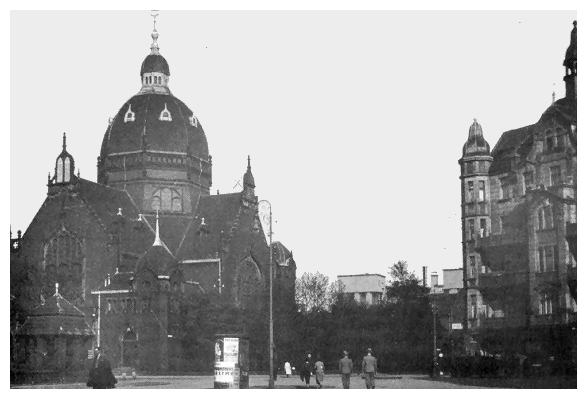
(361, 348, 377, 389)
(339, 350, 353, 389)
(87, 347, 117, 389)
(300, 353, 313, 388)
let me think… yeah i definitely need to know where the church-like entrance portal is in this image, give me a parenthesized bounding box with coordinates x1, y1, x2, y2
(121, 327, 138, 368)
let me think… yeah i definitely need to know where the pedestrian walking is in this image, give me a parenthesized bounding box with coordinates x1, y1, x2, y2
(87, 347, 117, 389)
(314, 355, 325, 389)
(339, 350, 353, 389)
(361, 348, 377, 389)
(300, 353, 313, 388)
(284, 361, 292, 378)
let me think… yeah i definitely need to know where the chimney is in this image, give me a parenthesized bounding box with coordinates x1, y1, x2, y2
(422, 266, 428, 287)
(431, 272, 439, 287)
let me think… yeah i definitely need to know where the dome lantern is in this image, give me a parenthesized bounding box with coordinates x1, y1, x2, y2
(139, 12, 171, 95)
(462, 119, 491, 156)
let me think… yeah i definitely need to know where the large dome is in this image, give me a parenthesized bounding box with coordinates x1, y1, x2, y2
(100, 93, 208, 160)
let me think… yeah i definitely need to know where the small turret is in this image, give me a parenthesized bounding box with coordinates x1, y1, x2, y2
(242, 156, 256, 200)
(52, 133, 76, 185)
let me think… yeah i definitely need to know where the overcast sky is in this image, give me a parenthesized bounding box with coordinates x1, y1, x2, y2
(10, 10, 576, 283)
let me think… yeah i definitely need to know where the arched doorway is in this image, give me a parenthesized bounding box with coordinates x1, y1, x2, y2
(121, 327, 138, 368)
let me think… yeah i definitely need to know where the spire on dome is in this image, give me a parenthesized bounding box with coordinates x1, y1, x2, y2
(150, 10, 160, 55)
(62, 132, 67, 151)
(153, 210, 163, 246)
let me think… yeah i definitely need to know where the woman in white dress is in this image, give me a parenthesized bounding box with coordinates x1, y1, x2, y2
(284, 361, 292, 377)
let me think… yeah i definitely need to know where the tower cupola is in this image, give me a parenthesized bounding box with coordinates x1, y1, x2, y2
(462, 119, 491, 156)
(139, 12, 171, 95)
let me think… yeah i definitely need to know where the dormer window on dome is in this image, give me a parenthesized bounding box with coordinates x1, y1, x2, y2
(124, 104, 135, 123)
(54, 133, 75, 184)
(189, 115, 198, 127)
(159, 103, 172, 121)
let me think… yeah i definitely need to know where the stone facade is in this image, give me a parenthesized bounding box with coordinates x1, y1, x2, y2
(458, 22, 577, 355)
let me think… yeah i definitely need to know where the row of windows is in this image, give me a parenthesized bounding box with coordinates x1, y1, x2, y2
(105, 154, 187, 169)
(466, 180, 486, 203)
(467, 218, 488, 240)
(500, 166, 565, 200)
(143, 75, 163, 85)
(470, 295, 554, 318)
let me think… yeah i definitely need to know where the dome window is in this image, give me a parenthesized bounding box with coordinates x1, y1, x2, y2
(159, 103, 172, 121)
(189, 115, 198, 127)
(124, 104, 135, 123)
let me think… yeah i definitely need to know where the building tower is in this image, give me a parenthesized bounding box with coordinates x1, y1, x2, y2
(97, 19, 212, 214)
(459, 119, 492, 331)
(563, 21, 577, 99)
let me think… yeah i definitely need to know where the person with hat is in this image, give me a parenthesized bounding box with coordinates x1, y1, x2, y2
(361, 348, 377, 389)
(87, 347, 117, 389)
(339, 350, 353, 389)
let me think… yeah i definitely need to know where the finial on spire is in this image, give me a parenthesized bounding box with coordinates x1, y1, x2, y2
(62, 132, 67, 150)
(552, 83, 556, 104)
(247, 155, 251, 171)
(117, 208, 123, 216)
(153, 210, 163, 246)
(150, 10, 160, 55)
(55, 282, 59, 296)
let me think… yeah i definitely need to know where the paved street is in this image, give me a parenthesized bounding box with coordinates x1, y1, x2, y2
(13, 373, 488, 389)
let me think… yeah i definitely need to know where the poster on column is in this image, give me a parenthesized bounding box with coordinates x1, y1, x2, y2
(223, 337, 239, 364)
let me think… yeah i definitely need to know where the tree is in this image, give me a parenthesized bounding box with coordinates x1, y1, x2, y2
(388, 260, 418, 284)
(295, 272, 336, 313)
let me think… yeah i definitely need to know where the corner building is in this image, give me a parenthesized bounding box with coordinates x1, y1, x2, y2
(459, 22, 577, 357)
(11, 22, 296, 376)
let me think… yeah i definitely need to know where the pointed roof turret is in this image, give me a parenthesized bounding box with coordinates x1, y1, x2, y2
(243, 155, 256, 189)
(462, 119, 491, 156)
(53, 132, 75, 184)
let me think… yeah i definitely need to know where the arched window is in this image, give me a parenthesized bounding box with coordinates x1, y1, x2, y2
(537, 204, 554, 230)
(43, 229, 84, 301)
(159, 103, 172, 121)
(151, 187, 182, 212)
(56, 158, 64, 183)
(63, 158, 71, 183)
(236, 258, 262, 309)
(124, 104, 135, 123)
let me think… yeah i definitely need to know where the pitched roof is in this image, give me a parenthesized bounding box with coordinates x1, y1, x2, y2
(76, 178, 139, 227)
(18, 292, 94, 336)
(176, 193, 244, 260)
(489, 96, 576, 175)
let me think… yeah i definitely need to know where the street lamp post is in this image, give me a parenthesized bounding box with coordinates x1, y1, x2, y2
(258, 200, 274, 389)
(432, 299, 439, 377)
